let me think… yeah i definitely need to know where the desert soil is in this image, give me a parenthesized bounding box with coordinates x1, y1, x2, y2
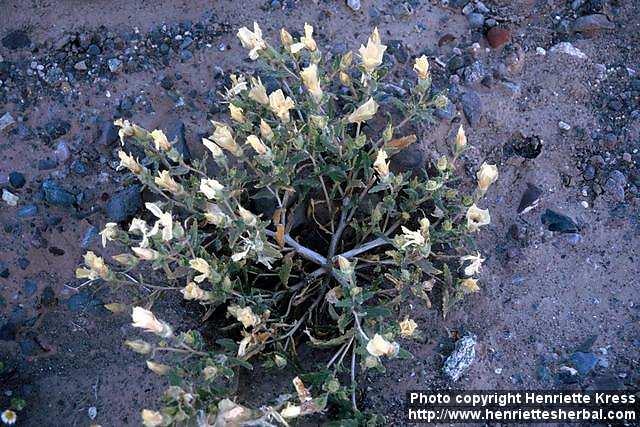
(0, 0, 639, 425)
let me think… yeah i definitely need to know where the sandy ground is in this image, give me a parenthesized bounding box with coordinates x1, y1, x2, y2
(1, 0, 639, 425)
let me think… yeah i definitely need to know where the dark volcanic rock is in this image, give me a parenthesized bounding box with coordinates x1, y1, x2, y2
(572, 14, 615, 33)
(2, 30, 31, 50)
(42, 179, 75, 207)
(166, 120, 191, 162)
(517, 184, 543, 214)
(43, 119, 71, 141)
(571, 352, 598, 375)
(461, 91, 483, 127)
(98, 120, 119, 145)
(541, 209, 579, 233)
(9, 172, 26, 189)
(105, 185, 142, 222)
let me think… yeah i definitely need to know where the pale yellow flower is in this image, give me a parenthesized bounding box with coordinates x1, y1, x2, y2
(99, 222, 118, 247)
(182, 281, 208, 300)
(75, 251, 111, 280)
(290, 23, 317, 53)
(339, 71, 351, 85)
(366, 334, 399, 358)
(259, 119, 274, 140)
(419, 217, 431, 235)
(461, 278, 480, 293)
(129, 218, 153, 248)
(347, 97, 378, 123)
(131, 307, 173, 337)
(280, 28, 294, 48)
(200, 178, 224, 200)
(146, 202, 173, 241)
(413, 55, 430, 80)
(336, 255, 354, 275)
(132, 247, 160, 261)
(238, 205, 257, 226)
(228, 305, 260, 328)
(460, 252, 485, 277)
(455, 125, 467, 152)
(204, 203, 228, 226)
(150, 129, 171, 151)
(202, 137, 224, 158)
(203, 365, 219, 381)
(154, 170, 183, 194)
(281, 404, 302, 419)
(373, 149, 389, 179)
(141, 409, 164, 427)
(146, 360, 170, 375)
(212, 122, 243, 156)
(249, 77, 269, 105)
(476, 163, 499, 192)
(399, 318, 418, 337)
(300, 64, 323, 101)
(227, 74, 248, 96)
(246, 135, 269, 155)
(189, 258, 211, 283)
(236, 22, 266, 60)
(466, 204, 491, 232)
(125, 340, 152, 354)
(118, 151, 143, 174)
(359, 27, 386, 73)
(114, 118, 146, 143)
(269, 89, 295, 123)
(399, 226, 426, 249)
(228, 104, 245, 123)
(1, 410, 17, 426)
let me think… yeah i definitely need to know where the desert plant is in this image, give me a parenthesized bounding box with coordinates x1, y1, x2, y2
(77, 22, 497, 426)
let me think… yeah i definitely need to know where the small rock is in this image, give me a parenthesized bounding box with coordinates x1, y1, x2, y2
(571, 352, 598, 375)
(558, 121, 571, 131)
(54, 141, 71, 163)
(541, 209, 579, 233)
(9, 171, 25, 189)
(346, 0, 361, 11)
(17, 204, 38, 218)
(105, 185, 142, 222)
(42, 179, 76, 207)
(467, 13, 485, 29)
(166, 120, 191, 162)
(572, 14, 615, 34)
(2, 30, 31, 50)
(74, 60, 88, 71)
(66, 290, 104, 313)
(87, 44, 101, 56)
(98, 120, 119, 145)
(38, 158, 59, 170)
(517, 184, 543, 214)
(23, 280, 38, 297)
(536, 47, 547, 55)
(107, 58, 122, 73)
(2, 189, 18, 206)
(461, 91, 483, 127)
(549, 42, 587, 59)
(180, 50, 193, 61)
(486, 27, 511, 49)
(443, 334, 477, 381)
(0, 112, 16, 132)
(43, 119, 71, 141)
(81, 226, 99, 249)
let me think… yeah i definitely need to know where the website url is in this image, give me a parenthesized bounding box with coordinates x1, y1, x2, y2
(407, 407, 637, 423)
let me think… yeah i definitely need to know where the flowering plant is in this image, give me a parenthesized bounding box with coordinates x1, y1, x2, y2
(80, 22, 497, 426)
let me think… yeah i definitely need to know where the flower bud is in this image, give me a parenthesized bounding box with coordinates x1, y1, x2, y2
(125, 339, 152, 354)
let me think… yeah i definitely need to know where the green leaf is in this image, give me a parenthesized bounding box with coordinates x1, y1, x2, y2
(363, 306, 391, 319)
